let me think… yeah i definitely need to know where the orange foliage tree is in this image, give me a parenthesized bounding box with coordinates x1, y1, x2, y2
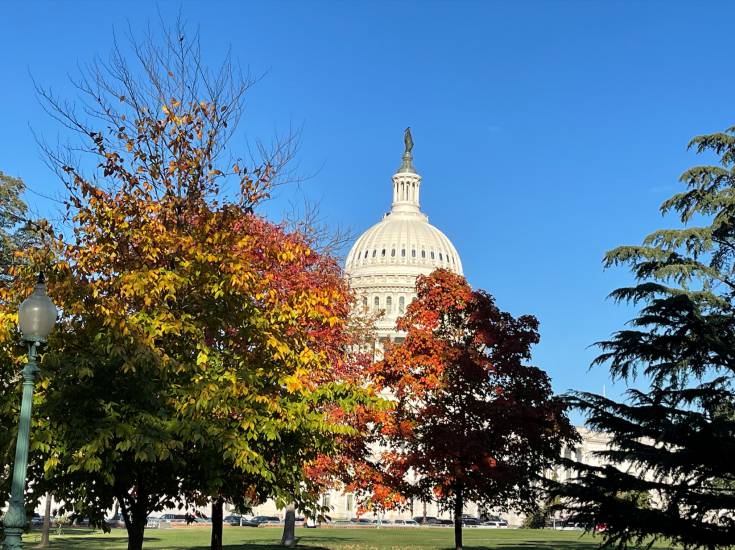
(373, 269, 577, 550)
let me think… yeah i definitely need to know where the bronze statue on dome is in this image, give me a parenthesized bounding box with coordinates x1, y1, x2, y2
(404, 127, 414, 155)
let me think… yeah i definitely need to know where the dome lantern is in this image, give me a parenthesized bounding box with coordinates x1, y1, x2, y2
(391, 127, 422, 214)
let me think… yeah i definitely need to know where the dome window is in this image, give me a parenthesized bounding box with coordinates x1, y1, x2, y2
(439, 253, 443, 261)
(401, 249, 406, 257)
(381, 249, 386, 257)
(399, 296, 405, 314)
(431, 251, 435, 259)
(372, 250, 376, 258)
(412, 249, 416, 258)
(391, 249, 396, 257)
(421, 250, 426, 258)
(364, 250, 368, 259)
(386, 296, 393, 314)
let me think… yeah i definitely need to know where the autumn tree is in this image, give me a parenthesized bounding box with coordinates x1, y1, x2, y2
(0, 24, 373, 550)
(0, 171, 44, 514)
(553, 125, 735, 549)
(373, 269, 576, 550)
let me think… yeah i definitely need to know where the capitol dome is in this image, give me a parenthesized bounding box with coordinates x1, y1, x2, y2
(345, 129, 463, 338)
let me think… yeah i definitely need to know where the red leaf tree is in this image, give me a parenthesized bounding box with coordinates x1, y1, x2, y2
(373, 269, 577, 550)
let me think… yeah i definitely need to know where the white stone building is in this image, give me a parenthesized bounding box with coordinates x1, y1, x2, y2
(251, 131, 607, 525)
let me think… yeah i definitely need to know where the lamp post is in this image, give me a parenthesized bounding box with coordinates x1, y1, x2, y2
(2, 273, 57, 550)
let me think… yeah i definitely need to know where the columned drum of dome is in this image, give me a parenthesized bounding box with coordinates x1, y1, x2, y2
(345, 130, 463, 339)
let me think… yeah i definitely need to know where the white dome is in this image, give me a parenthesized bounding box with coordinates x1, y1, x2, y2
(344, 133, 462, 338)
(345, 211, 463, 275)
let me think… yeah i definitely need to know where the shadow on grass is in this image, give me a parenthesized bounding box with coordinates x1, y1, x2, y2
(48, 538, 330, 550)
(48, 536, 161, 547)
(438, 544, 598, 550)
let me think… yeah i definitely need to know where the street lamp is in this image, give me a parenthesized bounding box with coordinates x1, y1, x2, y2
(2, 273, 57, 550)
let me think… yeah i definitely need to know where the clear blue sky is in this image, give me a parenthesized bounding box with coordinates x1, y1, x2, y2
(2, 1, 734, 417)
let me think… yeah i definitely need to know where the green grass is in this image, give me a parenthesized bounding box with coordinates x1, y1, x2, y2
(15, 526, 675, 550)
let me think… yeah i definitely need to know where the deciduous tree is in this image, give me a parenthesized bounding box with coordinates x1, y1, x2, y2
(0, 24, 373, 550)
(373, 269, 576, 550)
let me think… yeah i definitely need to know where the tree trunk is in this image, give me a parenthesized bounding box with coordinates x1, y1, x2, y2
(454, 485, 464, 550)
(126, 520, 145, 550)
(281, 502, 297, 547)
(211, 498, 224, 550)
(422, 500, 427, 523)
(38, 492, 52, 547)
(122, 498, 148, 550)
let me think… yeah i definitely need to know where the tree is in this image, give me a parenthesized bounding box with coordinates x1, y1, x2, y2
(0, 24, 373, 550)
(0, 171, 43, 516)
(553, 125, 735, 549)
(373, 269, 576, 550)
(0, 171, 33, 285)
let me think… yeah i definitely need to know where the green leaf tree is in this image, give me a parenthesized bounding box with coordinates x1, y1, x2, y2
(0, 24, 374, 550)
(0, 171, 43, 515)
(554, 125, 735, 549)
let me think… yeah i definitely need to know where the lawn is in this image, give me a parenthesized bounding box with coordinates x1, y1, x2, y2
(16, 526, 673, 550)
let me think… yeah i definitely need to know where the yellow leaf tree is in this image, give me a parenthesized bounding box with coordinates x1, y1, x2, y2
(1, 25, 375, 550)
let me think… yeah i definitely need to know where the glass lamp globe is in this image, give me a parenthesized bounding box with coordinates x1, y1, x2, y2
(18, 273, 58, 343)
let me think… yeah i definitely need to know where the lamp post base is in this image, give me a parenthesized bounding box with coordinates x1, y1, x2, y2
(2, 527, 24, 550)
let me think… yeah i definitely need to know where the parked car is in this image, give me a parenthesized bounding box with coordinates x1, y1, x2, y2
(242, 515, 281, 527)
(393, 519, 419, 527)
(106, 513, 126, 529)
(413, 516, 440, 525)
(462, 517, 480, 526)
(146, 516, 160, 529)
(159, 513, 188, 523)
(350, 517, 373, 525)
(30, 514, 45, 527)
(224, 515, 243, 526)
(303, 516, 318, 528)
(372, 519, 392, 525)
(480, 516, 509, 528)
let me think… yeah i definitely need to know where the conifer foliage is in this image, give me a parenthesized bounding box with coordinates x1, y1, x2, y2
(374, 269, 576, 550)
(555, 126, 735, 549)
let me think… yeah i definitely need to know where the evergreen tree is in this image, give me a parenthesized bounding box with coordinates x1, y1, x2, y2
(554, 126, 735, 549)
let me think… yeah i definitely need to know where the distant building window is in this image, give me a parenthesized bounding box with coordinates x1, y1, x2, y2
(346, 495, 353, 512)
(386, 296, 393, 314)
(381, 249, 386, 257)
(401, 249, 406, 257)
(372, 250, 376, 258)
(399, 296, 405, 314)
(391, 249, 396, 257)
(431, 251, 435, 259)
(412, 249, 416, 257)
(421, 250, 426, 258)
(374, 296, 380, 310)
(362, 296, 368, 309)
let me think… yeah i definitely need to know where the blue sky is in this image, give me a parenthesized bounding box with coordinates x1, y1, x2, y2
(2, 1, 734, 418)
